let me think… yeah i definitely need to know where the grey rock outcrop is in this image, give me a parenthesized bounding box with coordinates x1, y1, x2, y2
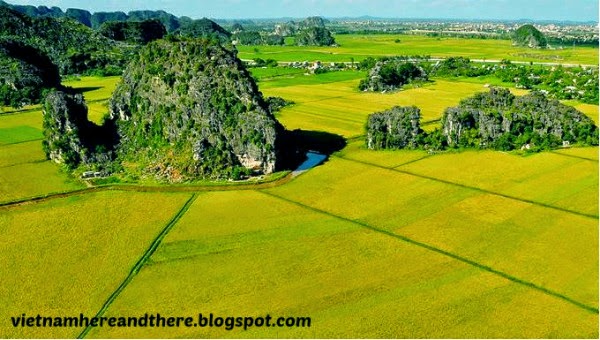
(108, 39, 281, 181)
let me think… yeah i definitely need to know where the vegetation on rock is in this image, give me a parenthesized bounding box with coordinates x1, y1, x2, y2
(366, 106, 423, 150)
(232, 31, 284, 46)
(440, 88, 598, 150)
(98, 19, 166, 44)
(0, 39, 60, 107)
(295, 26, 336, 46)
(175, 18, 231, 43)
(0, 6, 132, 76)
(366, 88, 598, 152)
(106, 39, 281, 181)
(512, 24, 547, 48)
(42, 90, 117, 169)
(300, 16, 327, 28)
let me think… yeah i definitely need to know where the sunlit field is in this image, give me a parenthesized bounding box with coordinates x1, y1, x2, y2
(238, 34, 599, 65)
(0, 191, 192, 338)
(1, 42, 598, 338)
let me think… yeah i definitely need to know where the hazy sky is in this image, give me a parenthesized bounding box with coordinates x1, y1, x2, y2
(4, 0, 599, 21)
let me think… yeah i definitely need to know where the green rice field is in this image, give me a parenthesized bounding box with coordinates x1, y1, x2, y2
(0, 41, 598, 338)
(238, 34, 599, 65)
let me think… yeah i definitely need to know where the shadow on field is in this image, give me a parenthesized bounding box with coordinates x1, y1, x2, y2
(277, 129, 346, 171)
(71, 86, 103, 94)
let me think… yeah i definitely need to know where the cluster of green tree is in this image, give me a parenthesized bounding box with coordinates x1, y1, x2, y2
(0, 6, 133, 77)
(265, 96, 294, 112)
(232, 31, 284, 46)
(0, 39, 60, 107)
(358, 57, 428, 92)
(512, 24, 547, 48)
(357, 55, 431, 71)
(430, 57, 599, 104)
(295, 26, 336, 46)
(251, 58, 278, 67)
(425, 32, 508, 40)
(360, 56, 598, 104)
(546, 36, 599, 47)
(98, 19, 166, 44)
(365, 88, 598, 152)
(430, 56, 489, 77)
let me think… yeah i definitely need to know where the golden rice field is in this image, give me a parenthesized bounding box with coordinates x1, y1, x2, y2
(263, 76, 528, 137)
(0, 63, 598, 338)
(0, 191, 192, 338)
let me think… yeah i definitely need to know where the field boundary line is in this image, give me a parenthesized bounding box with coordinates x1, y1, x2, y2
(0, 138, 44, 146)
(334, 155, 599, 219)
(0, 173, 294, 208)
(389, 154, 433, 168)
(0, 159, 48, 169)
(77, 193, 198, 339)
(550, 151, 599, 162)
(258, 190, 599, 315)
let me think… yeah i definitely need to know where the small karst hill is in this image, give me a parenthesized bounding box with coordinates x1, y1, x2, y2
(109, 38, 282, 181)
(43, 38, 283, 182)
(512, 24, 547, 48)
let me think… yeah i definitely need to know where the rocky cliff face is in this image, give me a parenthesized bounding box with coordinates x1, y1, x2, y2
(366, 106, 422, 150)
(108, 39, 281, 181)
(42, 91, 89, 166)
(42, 90, 117, 169)
(512, 24, 547, 48)
(0, 39, 60, 107)
(441, 88, 598, 149)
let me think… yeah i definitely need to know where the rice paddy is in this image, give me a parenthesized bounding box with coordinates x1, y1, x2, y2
(0, 40, 598, 338)
(238, 34, 599, 65)
(0, 191, 193, 338)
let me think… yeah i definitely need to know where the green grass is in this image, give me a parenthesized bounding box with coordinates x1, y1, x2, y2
(256, 69, 366, 89)
(0, 109, 43, 136)
(0, 191, 192, 338)
(0, 126, 43, 145)
(238, 34, 599, 65)
(249, 67, 306, 80)
(0, 140, 46, 167)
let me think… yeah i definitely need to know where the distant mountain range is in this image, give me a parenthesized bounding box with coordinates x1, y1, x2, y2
(0, 1, 595, 26)
(0, 0, 184, 31)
